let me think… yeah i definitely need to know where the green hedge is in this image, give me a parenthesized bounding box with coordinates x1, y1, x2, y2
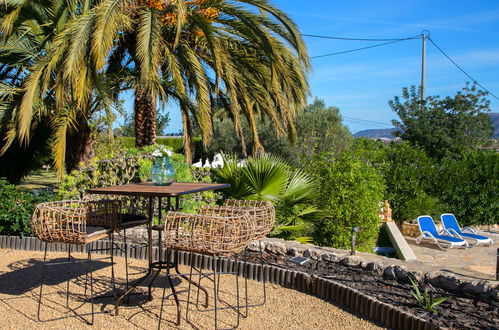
(434, 151, 498, 226)
(0, 179, 54, 236)
(116, 137, 205, 161)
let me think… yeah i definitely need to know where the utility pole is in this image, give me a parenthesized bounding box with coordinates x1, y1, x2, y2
(421, 30, 428, 102)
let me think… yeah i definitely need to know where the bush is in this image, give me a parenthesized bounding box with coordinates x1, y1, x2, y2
(435, 151, 498, 226)
(115, 137, 205, 163)
(306, 147, 385, 251)
(58, 144, 217, 216)
(382, 142, 440, 223)
(0, 179, 54, 236)
(212, 154, 320, 243)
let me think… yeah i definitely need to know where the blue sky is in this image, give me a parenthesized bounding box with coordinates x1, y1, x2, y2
(126, 0, 499, 134)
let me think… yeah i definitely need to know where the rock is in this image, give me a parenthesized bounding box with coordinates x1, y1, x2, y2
(461, 280, 491, 295)
(394, 265, 409, 281)
(287, 247, 303, 256)
(247, 241, 266, 252)
(408, 271, 424, 283)
(490, 289, 499, 302)
(365, 262, 381, 272)
(383, 265, 396, 279)
(303, 249, 321, 260)
(360, 261, 368, 268)
(322, 253, 340, 263)
(424, 271, 442, 285)
(438, 275, 461, 291)
(340, 255, 361, 267)
(265, 242, 287, 255)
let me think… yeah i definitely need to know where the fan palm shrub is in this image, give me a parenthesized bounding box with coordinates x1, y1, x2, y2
(213, 154, 320, 242)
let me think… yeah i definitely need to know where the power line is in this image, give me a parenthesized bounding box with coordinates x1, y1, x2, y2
(342, 116, 393, 127)
(428, 37, 499, 101)
(311, 36, 420, 59)
(302, 33, 421, 42)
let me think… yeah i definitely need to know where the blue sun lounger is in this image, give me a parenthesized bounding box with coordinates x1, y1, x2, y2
(441, 213, 493, 247)
(416, 215, 468, 250)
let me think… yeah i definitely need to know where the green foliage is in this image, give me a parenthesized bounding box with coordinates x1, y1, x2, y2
(434, 151, 498, 226)
(0, 179, 54, 236)
(115, 136, 204, 162)
(138, 159, 153, 182)
(58, 142, 215, 214)
(115, 109, 171, 137)
(410, 278, 448, 314)
(383, 142, 440, 222)
(202, 98, 352, 166)
(213, 154, 320, 241)
(403, 195, 445, 223)
(390, 84, 493, 158)
(306, 147, 385, 251)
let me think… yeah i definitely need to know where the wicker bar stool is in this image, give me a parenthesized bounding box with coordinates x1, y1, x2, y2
(201, 200, 275, 313)
(31, 200, 119, 325)
(157, 208, 252, 329)
(83, 194, 149, 297)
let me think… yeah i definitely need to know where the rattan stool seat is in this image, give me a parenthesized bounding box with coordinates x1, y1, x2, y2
(32, 200, 118, 245)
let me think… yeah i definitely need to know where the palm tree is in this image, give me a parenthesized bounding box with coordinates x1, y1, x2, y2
(1, 0, 310, 176)
(213, 154, 320, 242)
(63, 0, 310, 154)
(0, 0, 123, 176)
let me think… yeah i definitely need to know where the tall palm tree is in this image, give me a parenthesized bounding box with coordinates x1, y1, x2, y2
(1, 0, 310, 176)
(0, 0, 122, 176)
(58, 0, 311, 157)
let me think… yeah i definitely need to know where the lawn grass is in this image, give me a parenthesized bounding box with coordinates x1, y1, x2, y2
(17, 169, 58, 190)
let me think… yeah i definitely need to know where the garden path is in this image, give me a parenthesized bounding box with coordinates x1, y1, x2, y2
(0, 249, 384, 330)
(404, 229, 499, 281)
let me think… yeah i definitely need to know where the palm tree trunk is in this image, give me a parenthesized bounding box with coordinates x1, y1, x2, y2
(65, 118, 94, 173)
(134, 88, 156, 147)
(181, 106, 193, 164)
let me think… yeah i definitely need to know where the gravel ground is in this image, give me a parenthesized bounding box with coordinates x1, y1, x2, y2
(0, 249, 384, 329)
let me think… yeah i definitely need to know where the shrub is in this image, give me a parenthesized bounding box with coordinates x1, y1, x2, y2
(0, 179, 54, 236)
(435, 151, 498, 226)
(115, 137, 205, 162)
(138, 159, 153, 182)
(306, 147, 385, 251)
(212, 154, 320, 242)
(58, 145, 216, 215)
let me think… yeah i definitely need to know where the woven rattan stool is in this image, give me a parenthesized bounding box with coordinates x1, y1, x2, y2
(157, 208, 252, 329)
(83, 194, 149, 299)
(202, 200, 276, 315)
(31, 200, 119, 325)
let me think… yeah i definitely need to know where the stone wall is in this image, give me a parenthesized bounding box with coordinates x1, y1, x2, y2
(257, 238, 498, 303)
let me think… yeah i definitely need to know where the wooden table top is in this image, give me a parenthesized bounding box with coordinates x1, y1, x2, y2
(86, 182, 230, 197)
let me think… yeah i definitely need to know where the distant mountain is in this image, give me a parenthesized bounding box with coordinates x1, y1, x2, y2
(354, 113, 499, 139)
(353, 128, 400, 139)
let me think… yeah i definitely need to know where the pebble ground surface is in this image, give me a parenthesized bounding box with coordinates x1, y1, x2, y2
(0, 249, 384, 329)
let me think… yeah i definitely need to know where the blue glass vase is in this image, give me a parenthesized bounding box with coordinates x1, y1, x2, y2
(151, 156, 175, 186)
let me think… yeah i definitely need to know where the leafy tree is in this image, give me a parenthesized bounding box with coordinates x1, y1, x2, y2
(116, 110, 171, 137)
(305, 146, 385, 250)
(390, 84, 493, 159)
(202, 98, 352, 165)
